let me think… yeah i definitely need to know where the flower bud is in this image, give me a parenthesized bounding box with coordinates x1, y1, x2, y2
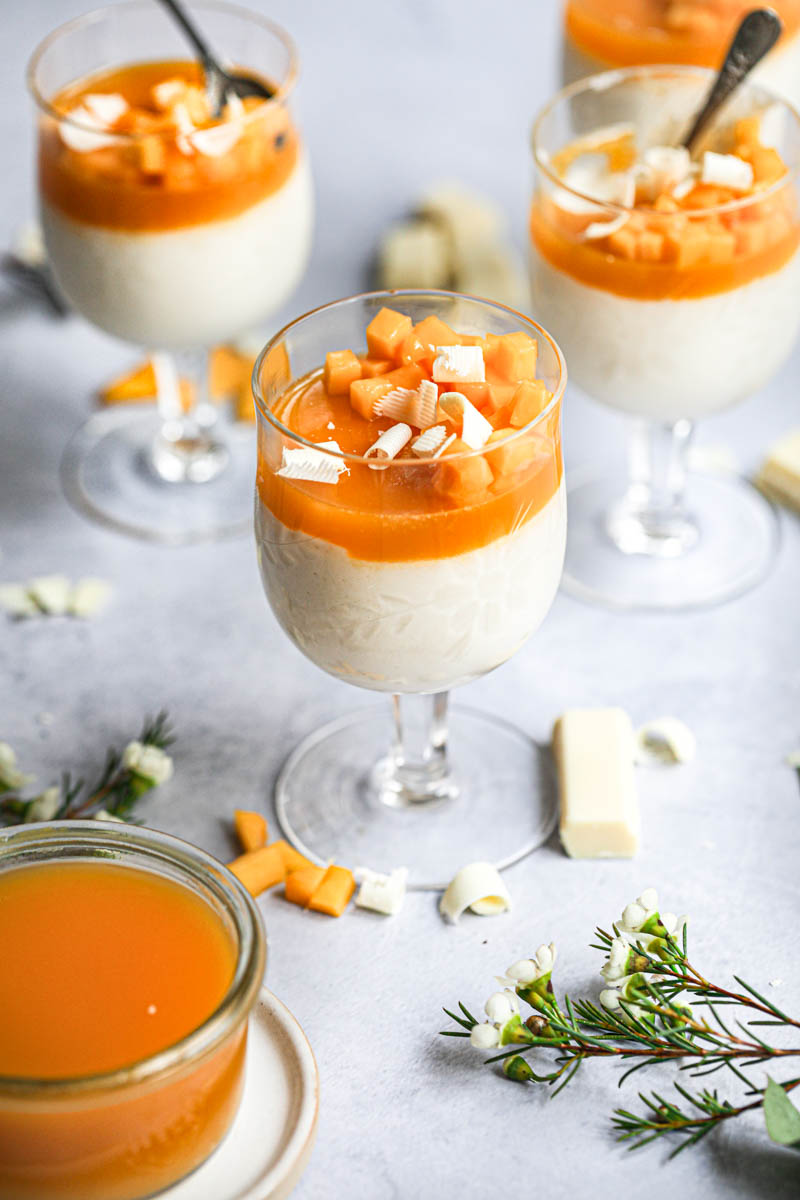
(600, 987, 622, 1012)
(470, 1022, 501, 1050)
(25, 786, 60, 822)
(122, 742, 173, 787)
(637, 888, 658, 912)
(503, 1055, 534, 1082)
(484, 991, 519, 1026)
(0, 743, 32, 793)
(535, 943, 556, 973)
(600, 937, 631, 982)
(620, 902, 647, 932)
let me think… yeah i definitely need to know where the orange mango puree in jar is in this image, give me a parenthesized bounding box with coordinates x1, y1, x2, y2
(565, 0, 800, 68)
(256, 309, 563, 563)
(530, 120, 800, 302)
(39, 59, 299, 232)
(0, 855, 251, 1200)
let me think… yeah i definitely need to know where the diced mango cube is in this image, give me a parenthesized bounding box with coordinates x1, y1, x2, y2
(350, 377, 393, 420)
(366, 308, 413, 360)
(484, 382, 517, 414)
(285, 865, 326, 908)
(434, 450, 493, 504)
(381, 364, 426, 390)
(233, 810, 268, 853)
(487, 332, 538, 382)
(637, 229, 666, 262)
(607, 226, 638, 259)
(358, 356, 394, 378)
(137, 135, 167, 177)
(324, 349, 362, 395)
(486, 428, 542, 478)
(412, 315, 461, 350)
(510, 380, 550, 428)
(271, 839, 315, 875)
(307, 865, 356, 917)
(228, 844, 286, 897)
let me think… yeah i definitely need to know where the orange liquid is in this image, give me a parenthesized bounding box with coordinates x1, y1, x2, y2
(40, 60, 300, 232)
(0, 861, 245, 1200)
(565, 0, 800, 68)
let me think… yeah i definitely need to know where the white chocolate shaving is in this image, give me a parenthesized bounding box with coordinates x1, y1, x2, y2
(411, 379, 439, 428)
(59, 108, 118, 153)
(643, 145, 692, 193)
(374, 387, 418, 422)
(410, 425, 447, 456)
(671, 176, 697, 200)
(27, 575, 72, 616)
(354, 867, 408, 915)
(438, 392, 492, 449)
(635, 717, 697, 766)
(83, 93, 128, 126)
(432, 345, 485, 384)
(364, 424, 412, 470)
(69, 578, 113, 618)
(152, 79, 187, 110)
(439, 862, 512, 924)
(277, 440, 347, 484)
(0, 584, 38, 619)
(189, 123, 241, 157)
(582, 171, 636, 238)
(701, 151, 753, 192)
(432, 433, 457, 458)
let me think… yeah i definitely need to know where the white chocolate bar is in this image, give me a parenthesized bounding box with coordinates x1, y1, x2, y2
(757, 429, 800, 512)
(553, 708, 639, 859)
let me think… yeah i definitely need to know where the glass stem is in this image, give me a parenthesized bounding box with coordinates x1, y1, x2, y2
(150, 350, 229, 484)
(372, 692, 459, 808)
(606, 417, 699, 558)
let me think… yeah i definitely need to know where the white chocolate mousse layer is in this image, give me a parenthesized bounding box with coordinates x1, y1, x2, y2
(530, 245, 800, 421)
(256, 480, 567, 694)
(42, 151, 313, 349)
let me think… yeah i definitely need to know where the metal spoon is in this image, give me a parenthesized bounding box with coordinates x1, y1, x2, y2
(682, 8, 783, 154)
(156, 0, 274, 117)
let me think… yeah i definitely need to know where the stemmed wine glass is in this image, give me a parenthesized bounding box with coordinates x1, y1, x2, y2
(530, 65, 800, 609)
(28, 1, 313, 543)
(252, 291, 567, 887)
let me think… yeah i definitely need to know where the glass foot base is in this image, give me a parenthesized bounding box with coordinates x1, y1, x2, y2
(61, 406, 255, 544)
(274, 704, 558, 891)
(562, 466, 780, 611)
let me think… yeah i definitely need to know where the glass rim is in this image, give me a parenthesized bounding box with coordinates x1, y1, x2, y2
(26, 0, 300, 142)
(0, 821, 265, 1098)
(530, 63, 800, 219)
(251, 289, 567, 466)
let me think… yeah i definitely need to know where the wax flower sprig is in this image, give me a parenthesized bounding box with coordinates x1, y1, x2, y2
(0, 711, 174, 824)
(441, 890, 800, 1157)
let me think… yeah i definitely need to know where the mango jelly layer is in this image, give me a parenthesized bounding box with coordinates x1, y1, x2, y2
(39, 60, 300, 232)
(532, 125, 800, 301)
(257, 369, 563, 563)
(0, 860, 237, 1078)
(565, 0, 800, 68)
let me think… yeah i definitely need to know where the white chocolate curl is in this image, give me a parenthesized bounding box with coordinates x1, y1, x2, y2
(411, 379, 439, 428)
(189, 123, 241, 157)
(432, 432, 457, 458)
(374, 387, 418, 422)
(439, 862, 512, 924)
(701, 151, 753, 192)
(277, 440, 347, 484)
(364, 424, 412, 470)
(410, 425, 448, 457)
(438, 392, 492, 449)
(432, 345, 486, 384)
(59, 93, 128, 153)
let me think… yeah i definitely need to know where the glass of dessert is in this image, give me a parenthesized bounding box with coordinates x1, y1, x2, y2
(530, 66, 800, 609)
(563, 0, 800, 110)
(28, 1, 312, 542)
(0, 821, 265, 1200)
(252, 291, 567, 886)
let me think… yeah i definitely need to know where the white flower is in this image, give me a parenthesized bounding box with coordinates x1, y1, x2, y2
(620, 902, 648, 932)
(484, 991, 519, 1026)
(26, 786, 60, 822)
(638, 888, 658, 912)
(122, 742, 173, 785)
(600, 937, 631, 983)
(470, 1022, 501, 1050)
(0, 743, 31, 791)
(505, 959, 538, 984)
(502, 943, 557, 987)
(93, 809, 126, 823)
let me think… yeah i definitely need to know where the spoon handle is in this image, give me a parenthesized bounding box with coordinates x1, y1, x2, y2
(156, 0, 227, 85)
(682, 8, 783, 154)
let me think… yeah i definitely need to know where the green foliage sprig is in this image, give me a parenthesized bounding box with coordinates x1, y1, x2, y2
(441, 890, 800, 1157)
